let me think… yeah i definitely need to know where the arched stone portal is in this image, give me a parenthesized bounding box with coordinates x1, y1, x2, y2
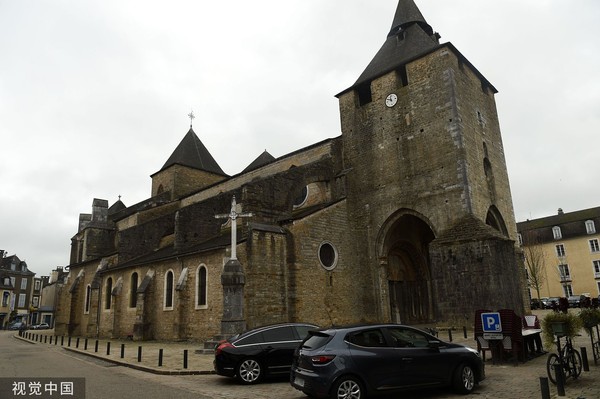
(379, 212, 435, 325)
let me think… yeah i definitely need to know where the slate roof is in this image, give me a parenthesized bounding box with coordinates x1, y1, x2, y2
(242, 150, 276, 173)
(337, 0, 496, 97)
(434, 214, 510, 244)
(340, 0, 440, 94)
(109, 232, 234, 271)
(517, 207, 600, 245)
(156, 128, 227, 176)
(108, 199, 126, 215)
(518, 207, 600, 230)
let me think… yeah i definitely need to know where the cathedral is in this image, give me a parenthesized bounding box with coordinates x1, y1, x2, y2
(55, 0, 527, 342)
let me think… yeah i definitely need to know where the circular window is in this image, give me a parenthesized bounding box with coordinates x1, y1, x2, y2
(318, 242, 338, 270)
(293, 185, 309, 208)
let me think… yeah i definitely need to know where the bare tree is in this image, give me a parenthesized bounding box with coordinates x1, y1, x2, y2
(522, 232, 547, 301)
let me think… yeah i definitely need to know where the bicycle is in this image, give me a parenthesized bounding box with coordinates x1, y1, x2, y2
(546, 335, 582, 384)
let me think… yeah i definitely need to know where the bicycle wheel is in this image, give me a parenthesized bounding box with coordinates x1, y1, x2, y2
(546, 354, 560, 384)
(567, 349, 582, 379)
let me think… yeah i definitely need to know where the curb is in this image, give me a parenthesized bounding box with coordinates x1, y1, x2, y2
(14, 334, 216, 376)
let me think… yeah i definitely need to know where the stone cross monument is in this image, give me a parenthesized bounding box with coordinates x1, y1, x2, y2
(215, 196, 252, 335)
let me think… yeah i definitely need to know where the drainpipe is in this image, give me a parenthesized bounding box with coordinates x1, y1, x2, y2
(96, 276, 101, 338)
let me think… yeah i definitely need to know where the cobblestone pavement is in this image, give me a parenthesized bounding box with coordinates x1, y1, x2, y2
(15, 324, 600, 399)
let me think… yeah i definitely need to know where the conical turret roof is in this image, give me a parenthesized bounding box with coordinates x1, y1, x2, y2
(158, 128, 226, 176)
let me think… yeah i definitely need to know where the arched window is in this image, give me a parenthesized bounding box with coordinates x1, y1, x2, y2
(196, 265, 207, 308)
(164, 270, 174, 309)
(85, 285, 91, 314)
(130, 272, 138, 308)
(105, 277, 113, 309)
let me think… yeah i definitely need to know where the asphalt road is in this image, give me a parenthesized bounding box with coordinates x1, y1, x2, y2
(0, 331, 211, 399)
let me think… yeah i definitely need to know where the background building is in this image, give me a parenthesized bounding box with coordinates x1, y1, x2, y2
(36, 267, 68, 327)
(518, 207, 600, 300)
(0, 250, 35, 327)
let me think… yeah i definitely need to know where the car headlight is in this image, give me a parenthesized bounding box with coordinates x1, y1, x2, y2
(465, 346, 479, 355)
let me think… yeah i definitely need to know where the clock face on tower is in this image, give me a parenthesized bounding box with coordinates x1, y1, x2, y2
(385, 93, 398, 107)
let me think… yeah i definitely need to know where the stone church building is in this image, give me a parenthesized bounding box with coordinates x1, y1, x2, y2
(55, 0, 527, 342)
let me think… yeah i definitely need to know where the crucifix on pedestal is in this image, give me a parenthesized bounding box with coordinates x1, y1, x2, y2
(214, 195, 253, 335)
(214, 195, 253, 260)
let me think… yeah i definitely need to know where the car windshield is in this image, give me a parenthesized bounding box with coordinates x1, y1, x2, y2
(302, 331, 333, 349)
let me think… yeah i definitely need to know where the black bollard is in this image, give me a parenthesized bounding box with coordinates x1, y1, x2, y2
(50, 336, 53, 345)
(44, 336, 47, 344)
(158, 349, 163, 367)
(94, 340, 99, 353)
(183, 349, 188, 369)
(554, 363, 565, 396)
(539, 377, 550, 399)
(68, 336, 71, 347)
(76, 338, 80, 348)
(581, 347, 590, 372)
(448, 328, 453, 342)
(120, 344, 125, 359)
(137, 346, 142, 362)
(84, 338, 88, 350)
(61, 336, 64, 346)
(463, 326, 467, 339)
(106, 342, 111, 355)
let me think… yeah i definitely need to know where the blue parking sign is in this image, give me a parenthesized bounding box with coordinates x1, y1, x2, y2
(481, 312, 502, 332)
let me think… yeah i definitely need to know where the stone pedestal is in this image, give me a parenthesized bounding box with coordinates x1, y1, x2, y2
(221, 258, 246, 335)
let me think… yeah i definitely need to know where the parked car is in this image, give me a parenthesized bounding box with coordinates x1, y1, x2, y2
(31, 323, 50, 330)
(291, 324, 485, 399)
(567, 295, 581, 308)
(530, 298, 541, 309)
(542, 297, 560, 309)
(7, 322, 26, 330)
(214, 322, 318, 384)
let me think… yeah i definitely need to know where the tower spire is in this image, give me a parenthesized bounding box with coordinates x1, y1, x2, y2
(340, 0, 441, 93)
(388, 0, 433, 37)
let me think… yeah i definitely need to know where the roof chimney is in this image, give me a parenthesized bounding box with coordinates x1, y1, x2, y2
(558, 208, 564, 215)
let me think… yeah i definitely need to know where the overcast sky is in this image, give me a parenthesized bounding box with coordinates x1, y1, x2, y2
(1, 0, 599, 277)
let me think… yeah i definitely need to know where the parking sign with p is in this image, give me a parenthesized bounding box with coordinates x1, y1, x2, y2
(481, 312, 502, 332)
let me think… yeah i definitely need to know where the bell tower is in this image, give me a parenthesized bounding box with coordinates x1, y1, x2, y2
(151, 127, 228, 201)
(337, 0, 526, 324)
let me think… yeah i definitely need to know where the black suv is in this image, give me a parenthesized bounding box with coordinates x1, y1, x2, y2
(214, 322, 317, 384)
(291, 324, 485, 399)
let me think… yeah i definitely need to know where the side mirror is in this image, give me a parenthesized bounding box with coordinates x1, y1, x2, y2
(428, 340, 442, 350)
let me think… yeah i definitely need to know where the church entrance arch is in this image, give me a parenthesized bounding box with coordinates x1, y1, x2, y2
(378, 211, 435, 325)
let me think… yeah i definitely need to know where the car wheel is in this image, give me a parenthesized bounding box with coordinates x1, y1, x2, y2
(236, 358, 262, 384)
(453, 363, 476, 394)
(331, 376, 363, 399)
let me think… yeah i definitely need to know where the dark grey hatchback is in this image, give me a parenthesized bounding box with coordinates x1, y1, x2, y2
(290, 324, 485, 399)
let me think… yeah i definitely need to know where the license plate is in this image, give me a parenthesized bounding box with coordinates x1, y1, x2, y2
(294, 377, 304, 387)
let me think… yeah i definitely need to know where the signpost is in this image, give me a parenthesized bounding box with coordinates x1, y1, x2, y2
(481, 312, 503, 340)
